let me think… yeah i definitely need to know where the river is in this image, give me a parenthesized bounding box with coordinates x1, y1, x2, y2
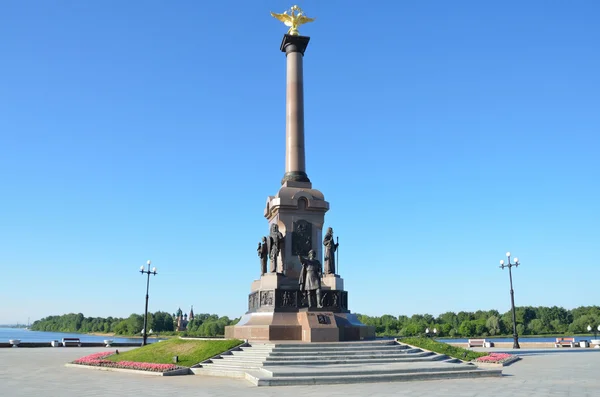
(0, 328, 161, 344)
(3, 327, 594, 345)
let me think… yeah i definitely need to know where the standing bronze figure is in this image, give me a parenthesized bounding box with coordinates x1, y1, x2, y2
(268, 224, 285, 274)
(323, 227, 339, 275)
(257, 237, 268, 275)
(298, 249, 322, 308)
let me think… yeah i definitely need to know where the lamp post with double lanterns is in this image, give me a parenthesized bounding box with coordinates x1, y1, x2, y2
(500, 252, 520, 349)
(425, 327, 438, 338)
(588, 324, 599, 340)
(140, 260, 157, 346)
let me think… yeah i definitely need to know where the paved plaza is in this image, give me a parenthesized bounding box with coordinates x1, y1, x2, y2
(1, 347, 599, 396)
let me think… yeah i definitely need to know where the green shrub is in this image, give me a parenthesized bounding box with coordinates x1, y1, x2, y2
(401, 337, 487, 361)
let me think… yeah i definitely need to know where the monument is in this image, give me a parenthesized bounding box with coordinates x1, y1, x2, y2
(225, 5, 374, 342)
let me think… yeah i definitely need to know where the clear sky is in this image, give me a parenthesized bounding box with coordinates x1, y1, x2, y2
(1, 0, 598, 324)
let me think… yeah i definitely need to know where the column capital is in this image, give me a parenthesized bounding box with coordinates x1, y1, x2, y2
(280, 34, 310, 56)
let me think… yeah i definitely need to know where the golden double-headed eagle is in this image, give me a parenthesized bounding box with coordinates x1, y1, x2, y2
(270, 5, 315, 36)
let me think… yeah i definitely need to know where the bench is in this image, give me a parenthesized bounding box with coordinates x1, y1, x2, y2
(554, 337, 576, 348)
(467, 339, 488, 348)
(62, 338, 81, 347)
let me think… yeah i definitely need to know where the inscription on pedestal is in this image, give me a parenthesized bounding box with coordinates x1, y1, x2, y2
(292, 220, 312, 256)
(317, 314, 331, 324)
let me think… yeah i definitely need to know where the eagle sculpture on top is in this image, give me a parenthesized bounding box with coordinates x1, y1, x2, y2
(270, 5, 315, 36)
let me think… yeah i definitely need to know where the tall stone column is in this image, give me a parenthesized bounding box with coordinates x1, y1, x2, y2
(281, 35, 310, 184)
(224, 14, 375, 342)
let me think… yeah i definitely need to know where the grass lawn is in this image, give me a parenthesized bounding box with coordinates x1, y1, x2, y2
(401, 337, 487, 361)
(105, 338, 244, 367)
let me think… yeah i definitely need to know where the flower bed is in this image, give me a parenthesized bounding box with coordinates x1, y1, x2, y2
(72, 351, 183, 373)
(473, 353, 519, 366)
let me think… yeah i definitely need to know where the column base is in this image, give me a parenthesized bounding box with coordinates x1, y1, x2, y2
(281, 171, 310, 184)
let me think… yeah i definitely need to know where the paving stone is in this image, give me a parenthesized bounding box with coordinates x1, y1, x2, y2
(1, 347, 599, 396)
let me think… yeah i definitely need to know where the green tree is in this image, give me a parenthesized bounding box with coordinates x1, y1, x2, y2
(485, 316, 500, 335)
(458, 321, 476, 337)
(528, 319, 544, 335)
(150, 311, 175, 332)
(457, 311, 474, 324)
(437, 312, 459, 329)
(515, 306, 537, 328)
(113, 320, 128, 335)
(125, 314, 144, 335)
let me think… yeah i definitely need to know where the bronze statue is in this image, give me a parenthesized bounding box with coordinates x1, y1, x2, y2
(257, 237, 268, 275)
(323, 227, 339, 275)
(282, 291, 292, 307)
(268, 224, 285, 274)
(298, 249, 322, 308)
(270, 5, 315, 36)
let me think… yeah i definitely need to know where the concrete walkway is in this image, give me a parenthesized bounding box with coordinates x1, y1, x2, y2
(1, 347, 599, 396)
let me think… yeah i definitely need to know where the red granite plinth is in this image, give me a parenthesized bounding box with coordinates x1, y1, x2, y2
(225, 311, 375, 342)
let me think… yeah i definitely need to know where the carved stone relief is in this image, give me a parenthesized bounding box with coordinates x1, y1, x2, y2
(248, 292, 259, 311)
(249, 289, 348, 312)
(291, 220, 312, 257)
(260, 290, 274, 306)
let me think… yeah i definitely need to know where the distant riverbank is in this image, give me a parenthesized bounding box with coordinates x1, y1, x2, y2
(0, 328, 163, 344)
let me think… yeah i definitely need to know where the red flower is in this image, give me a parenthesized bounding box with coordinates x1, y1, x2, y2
(72, 352, 181, 372)
(474, 353, 514, 363)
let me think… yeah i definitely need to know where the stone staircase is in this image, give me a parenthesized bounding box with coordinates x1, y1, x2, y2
(192, 340, 502, 386)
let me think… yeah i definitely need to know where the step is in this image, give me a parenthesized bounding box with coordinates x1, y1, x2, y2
(269, 345, 411, 353)
(249, 368, 502, 386)
(237, 348, 274, 353)
(211, 358, 266, 365)
(265, 351, 435, 361)
(220, 354, 268, 360)
(262, 362, 479, 377)
(200, 363, 264, 372)
(226, 354, 270, 360)
(268, 348, 421, 357)
(221, 352, 270, 357)
(243, 345, 275, 349)
(262, 356, 447, 366)
(232, 347, 273, 352)
(272, 341, 396, 349)
(191, 367, 249, 378)
(210, 353, 444, 367)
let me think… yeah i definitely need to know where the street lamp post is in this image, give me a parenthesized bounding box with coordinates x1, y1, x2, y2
(140, 260, 157, 346)
(424, 327, 438, 338)
(500, 252, 520, 349)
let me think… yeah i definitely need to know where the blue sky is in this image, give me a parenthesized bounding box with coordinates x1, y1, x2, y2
(1, 0, 598, 324)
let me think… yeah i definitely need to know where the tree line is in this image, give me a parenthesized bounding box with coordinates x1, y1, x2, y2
(30, 312, 238, 337)
(357, 306, 600, 337)
(30, 305, 600, 338)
